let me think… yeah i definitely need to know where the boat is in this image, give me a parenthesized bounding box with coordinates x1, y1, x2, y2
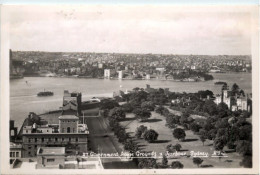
(37, 89, 54, 97)
(214, 81, 227, 85)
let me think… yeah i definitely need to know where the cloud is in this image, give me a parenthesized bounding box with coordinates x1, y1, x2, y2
(6, 5, 253, 55)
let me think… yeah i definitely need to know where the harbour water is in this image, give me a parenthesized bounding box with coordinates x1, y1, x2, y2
(10, 73, 252, 130)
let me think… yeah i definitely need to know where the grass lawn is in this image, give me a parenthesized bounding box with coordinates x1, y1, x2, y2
(119, 111, 243, 169)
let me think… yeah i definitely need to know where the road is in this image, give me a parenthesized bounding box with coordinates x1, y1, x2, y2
(85, 116, 137, 169)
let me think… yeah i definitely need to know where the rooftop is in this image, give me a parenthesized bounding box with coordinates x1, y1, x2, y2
(10, 142, 22, 149)
(38, 147, 65, 156)
(59, 115, 79, 120)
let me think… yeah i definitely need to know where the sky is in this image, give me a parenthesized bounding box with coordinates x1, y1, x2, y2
(3, 5, 256, 55)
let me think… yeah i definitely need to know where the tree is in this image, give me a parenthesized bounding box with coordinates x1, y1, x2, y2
(138, 158, 158, 169)
(217, 102, 230, 118)
(143, 129, 159, 143)
(100, 99, 119, 110)
(199, 135, 207, 146)
(193, 157, 203, 167)
(199, 129, 207, 146)
(135, 125, 148, 138)
(171, 161, 184, 169)
(202, 100, 217, 115)
(231, 83, 240, 96)
(173, 128, 186, 141)
(214, 137, 226, 151)
(121, 103, 134, 113)
(27, 112, 41, 125)
(161, 155, 168, 166)
(166, 144, 182, 152)
(124, 139, 138, 153)
(117, 129, 129, 143)
(108, 118, 119, 130)
(155, 105, 165, 115)
(240, 156, 252, 168)
(165, 114, 179, 128)
(133, 108, 151, 122)
(236, 140, 252, 156)
(174, 144, 182, 151)
(190, 122, 201, 133)
(141, 101, 155, 111)
(109, 107, 126, 121)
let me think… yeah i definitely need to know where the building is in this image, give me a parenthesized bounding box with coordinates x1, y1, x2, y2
(214, 87, 251, 112)
(98, 63, 103, 69)
(10, 120, 18, 142)
(10, 142, 22, 164)
(62, 90, 82, 116)
(22, 115, 89, 158)
(104, 69, 110, 79)
(145, 74, 150, 80)
(118, 70, 123, 79)
(36, 147, 65, 169)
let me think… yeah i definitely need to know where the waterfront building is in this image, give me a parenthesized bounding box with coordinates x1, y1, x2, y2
(104, 69, 110, 79)
(98, 63, 103, 69)
(118, 70, 123, 79)
(145, 74, 150, 80)
(62, 90, 82, 116)
(21, 115, 89, 158)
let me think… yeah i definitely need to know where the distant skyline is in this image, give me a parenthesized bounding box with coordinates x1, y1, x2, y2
(4, 5, 256, 55)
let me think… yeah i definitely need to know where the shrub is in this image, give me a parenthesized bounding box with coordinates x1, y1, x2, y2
(135, 125, 148, 139)
(138, 158, 158, 169)
(143, 129, 159, 143)
(193, 157, 203, 167)
(171, 161, 184, 169)
(133, 108, 151, 121)
(173, 128, 186, 141)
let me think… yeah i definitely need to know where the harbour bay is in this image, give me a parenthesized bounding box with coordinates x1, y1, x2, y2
(10, 72, 252, 130)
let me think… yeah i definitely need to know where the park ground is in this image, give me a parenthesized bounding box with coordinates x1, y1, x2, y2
(119, 111, 244, 168)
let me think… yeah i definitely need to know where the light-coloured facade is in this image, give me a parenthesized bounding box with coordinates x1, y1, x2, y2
(104, 69, 110, 78)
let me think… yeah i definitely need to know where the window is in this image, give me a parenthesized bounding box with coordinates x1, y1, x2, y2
(28, 151, 31, 155)
(47, 159, 55, 162)
(28, 138, 31, 143)
(47, 130, 49, 132)
(28, 146, 32, 149)
(16, 152, 19, 157)
(69, 138, 71, 142)
(35, 145, 37, 148)
(62, 138, 64, 141)
(67, 127, 71, 133)
(62, 128, 64, 133)
(48, 138, 51, 142)
(76, 138, 78, 142)
(55, 138, 58, 142)
(41, 138, 44, 142)
(10, 152, 12, 157)
(35, 138, 37, 142)
(26, 130, 28, 133)
(73, 128, 75, 133)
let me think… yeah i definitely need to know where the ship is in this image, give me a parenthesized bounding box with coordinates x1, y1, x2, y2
(37, 89, 54, 97)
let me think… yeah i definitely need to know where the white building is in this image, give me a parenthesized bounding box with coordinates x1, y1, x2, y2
(104, 69, 110, 79)
(118, 70, 123, 79)
(146, 74, 151, 80)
